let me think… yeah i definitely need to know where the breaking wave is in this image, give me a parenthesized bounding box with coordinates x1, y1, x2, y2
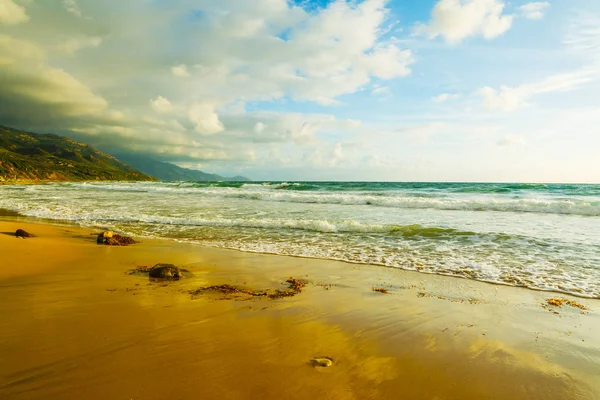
(27, 182, 600, 216)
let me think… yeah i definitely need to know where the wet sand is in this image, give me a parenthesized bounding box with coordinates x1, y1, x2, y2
(0, 219, 599, 400)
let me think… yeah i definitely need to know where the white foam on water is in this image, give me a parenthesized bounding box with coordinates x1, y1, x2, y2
(1, 182, 599, 298)
(39, 181, 600, 216)
(185, 235, 600, 299)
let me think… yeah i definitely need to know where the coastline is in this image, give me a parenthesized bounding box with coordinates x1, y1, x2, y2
(1, 217, 599, 399)
(0, 179, 153, 185)
(0, 179, 53, 185)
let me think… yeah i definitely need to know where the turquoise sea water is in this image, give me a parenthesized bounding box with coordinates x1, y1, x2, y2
(1, 181, 599, 298)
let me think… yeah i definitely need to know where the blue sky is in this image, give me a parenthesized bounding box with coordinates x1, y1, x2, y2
(0, 0, 599, 182)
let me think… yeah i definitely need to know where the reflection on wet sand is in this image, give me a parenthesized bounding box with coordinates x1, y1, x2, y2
(0, 221, 598, 400)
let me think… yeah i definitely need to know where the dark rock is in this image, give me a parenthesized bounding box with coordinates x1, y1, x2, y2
(15, 229, 33, 238)
(97, 230, 114, 243)
(105, 235, 136, 246)
(149, 264, 183, 280)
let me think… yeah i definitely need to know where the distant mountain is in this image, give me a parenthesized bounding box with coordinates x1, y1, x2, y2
(229, 175, 252, 182)
(0, 126, 154, 182)
(113, 153, 251, 182)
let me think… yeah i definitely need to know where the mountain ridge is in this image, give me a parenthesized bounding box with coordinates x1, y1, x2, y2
(0, 125, 154, 183)
(113, 153, 251, 182)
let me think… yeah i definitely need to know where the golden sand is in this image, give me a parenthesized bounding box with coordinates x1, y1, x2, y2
(0, 219, 599, 400)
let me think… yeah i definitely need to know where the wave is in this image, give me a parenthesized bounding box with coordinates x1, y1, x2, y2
(0, 199, 501, 239)
(240, 182, 319, 191)
(450, 183, 548, 194)
(17, 182, 600, 216)
(54, 181, 600, 193)
(220, 192, 600, 216)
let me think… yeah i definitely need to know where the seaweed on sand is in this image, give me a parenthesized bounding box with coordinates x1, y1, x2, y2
(545, 297, 588, 310)
(192, 284, 268, 299)
(268, 277, 307, 299)
(191, 277, 309, 301)
(371, 286, 390, 294)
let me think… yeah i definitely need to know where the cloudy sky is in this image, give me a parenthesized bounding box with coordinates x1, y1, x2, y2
(1, 0, 599, 182)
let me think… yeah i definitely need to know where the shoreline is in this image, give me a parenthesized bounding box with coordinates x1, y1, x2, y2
(0, 179, 154, 185)
(3, 207, 597, 301)
(1, 217, 599, 399)
(196, 240, 600, 300)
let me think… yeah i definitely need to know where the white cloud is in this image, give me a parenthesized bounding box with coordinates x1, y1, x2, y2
(477, 86, 523, 111)
(362, 154, 381, 168)
(0, 0, 29, 25)
(395, 122, 446, 145)
(291, 122, 320, 145)
(300, 141, 347, 168)
(63, 0, 82, 18)
(188, 102, 224, 135)
(416, 0, 513, 44)
(371, 86, 391, 96)
(150, 96, 172, 114)
(329, 142, 344, 166)
(222, 111, 346, 146)
(0, 34, 43, 64)
(477, 68, 599, 111)
(254, 122, 267, 133)
(343, 119, 361, 129)
(171, 64, 190, 78)
(497, 135, 525, 146)
(432, 93, 460, 103)
(563, 13, 600, 57)
(519, 2, 549, 20)
(0, 34, 107, 120)
(0, 0, 412, 166)
(58, 36, 102, 54)
(194, 0, 414, 104)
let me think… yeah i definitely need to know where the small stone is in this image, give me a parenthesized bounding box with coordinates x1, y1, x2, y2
(15, 229, 33, 238)
(310, 357, 333, 367)
(149, 264, 183, 280)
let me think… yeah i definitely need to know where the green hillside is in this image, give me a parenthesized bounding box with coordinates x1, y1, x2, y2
(0, 126, 155, 182)
(114, 153, 251, 182)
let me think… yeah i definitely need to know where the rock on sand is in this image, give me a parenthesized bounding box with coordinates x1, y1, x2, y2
(15, 229, 33, 238)
(149, 264, 184, 280)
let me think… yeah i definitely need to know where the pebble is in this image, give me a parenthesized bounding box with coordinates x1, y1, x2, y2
(310, 357, 333, 367)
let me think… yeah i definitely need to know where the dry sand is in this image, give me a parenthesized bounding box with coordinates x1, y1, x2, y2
(0, 219, 599, 400)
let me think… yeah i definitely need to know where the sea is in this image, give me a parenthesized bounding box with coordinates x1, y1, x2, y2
(1, 181, 599, 298)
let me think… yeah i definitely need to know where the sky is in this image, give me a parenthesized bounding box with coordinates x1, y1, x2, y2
(0, 0, 599, 182)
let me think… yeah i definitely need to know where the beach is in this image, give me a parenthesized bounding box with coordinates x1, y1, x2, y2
(3, 0, 599, 397)
(1, 218, 599, 400)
